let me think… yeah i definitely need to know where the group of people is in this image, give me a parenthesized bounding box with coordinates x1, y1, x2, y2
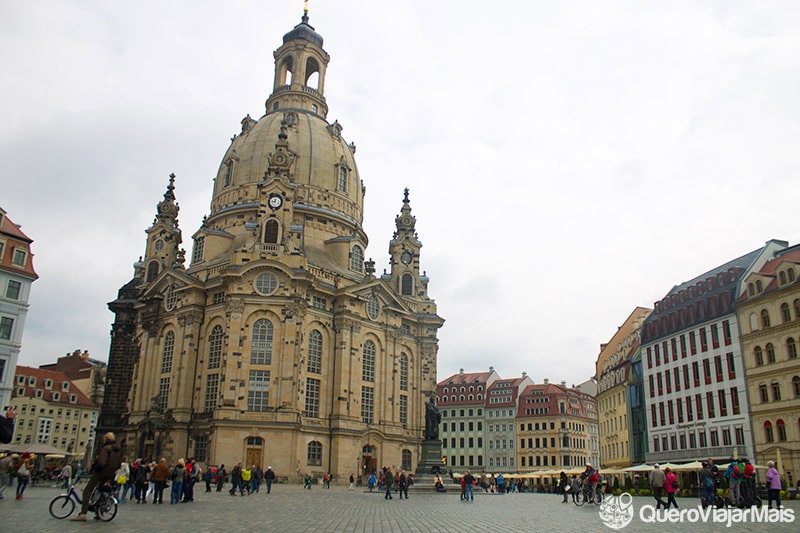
(113, 456, 201, 505)
(224, 463, 276, 495)
(365, 467, 412, 499)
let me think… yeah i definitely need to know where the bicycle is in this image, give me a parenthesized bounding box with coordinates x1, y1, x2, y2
(573, 479, 603, 506)
(49, 480, 118, 521)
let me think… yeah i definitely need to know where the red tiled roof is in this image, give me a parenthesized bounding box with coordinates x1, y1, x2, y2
(0, 209, 38, 279)
(11, 366, 96, 408)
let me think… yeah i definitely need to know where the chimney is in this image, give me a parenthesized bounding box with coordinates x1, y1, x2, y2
(561, 380, 567, 388)
(521, 371, 527, 378)
(543, 378, 549, 385)
(489, 366, 494, 373)
(459, 368, 464, 375)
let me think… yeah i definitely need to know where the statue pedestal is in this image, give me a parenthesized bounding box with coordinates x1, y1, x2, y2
(415, 439, 444, 476)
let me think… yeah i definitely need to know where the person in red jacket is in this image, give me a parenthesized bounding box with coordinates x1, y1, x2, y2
(664, 467, 679, 509)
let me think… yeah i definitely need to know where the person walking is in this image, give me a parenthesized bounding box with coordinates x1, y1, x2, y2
(766, 461, 782, 510)
(349, 473, 355, 491)
(170, 459, 186, 505)
(216, 464, 226, 492)
(241, 465, 252, 495)
(133, 458, 150, 503)
(649, 464, 667, 509)
(151, 458, 169, 504)
(0, 453, 15, 500)
(15, 452, 33, 500)
(113, 458, 128, 499)
(70, 432, 123, 521)
(182, 458, 199, 502)
(463, 470, 476, 502)
(251, 465, 263, 493)
(203, 467, 213, 492)
(664, 467, 679, 509)
(229, 463, 243, 496)
(560, 471, 569, 503)
(264, 466, 275, 494)
(398, 471, 409, 499)
(383, 467, 393, 499)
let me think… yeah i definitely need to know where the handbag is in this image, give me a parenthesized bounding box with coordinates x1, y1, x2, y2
(117, 475, 128, 484)
(18, 463, 30, 477)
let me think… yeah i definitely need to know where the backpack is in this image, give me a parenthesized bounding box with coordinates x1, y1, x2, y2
(732, 465, 742, 479)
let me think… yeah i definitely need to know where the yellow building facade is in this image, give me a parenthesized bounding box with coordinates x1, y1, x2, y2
(738, 246, 800, 487)
(596, 307, 650, 469)
(99, 11, 443, 481)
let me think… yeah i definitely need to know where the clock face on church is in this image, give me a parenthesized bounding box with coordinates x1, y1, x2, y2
(401, 251, 412, 265)
(268, 195, 283, 209)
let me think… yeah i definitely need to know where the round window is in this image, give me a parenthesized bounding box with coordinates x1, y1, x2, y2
(254, 273, 278, 295)
(367, 295, 380, 320)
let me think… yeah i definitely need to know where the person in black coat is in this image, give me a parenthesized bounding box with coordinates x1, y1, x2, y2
(0, 406, 16, 444)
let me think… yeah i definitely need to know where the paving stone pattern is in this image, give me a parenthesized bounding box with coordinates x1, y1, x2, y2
(1, 483, 797, 533)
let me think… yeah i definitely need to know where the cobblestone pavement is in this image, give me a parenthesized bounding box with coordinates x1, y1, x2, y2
(1, 483, 798, 533)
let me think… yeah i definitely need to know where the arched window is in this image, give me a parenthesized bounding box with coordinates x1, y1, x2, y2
(759, 383, 769, 403)
(793, 376, 800, 397)
(789, 268, 796, 282)
(401, 274, 413, 296)
(782, 303, 792, 323)
(787, 338, 797, 360)
(362, 340, 375, 382)
(307, 441, 322, 466)
(264, 219, 279, 244)
(777, 419, 787, 441)
(754, 346, 764, 366)
(764, 421, 774, 443)
(780, 271, 787, 285)
(223, 159, 233, 187)
(761, 309, 771, 328)
(251, 319, 273, 365)
(401, 449, 412, 471)
(337, 166, 347, 192)
(766, 343, 776, 364)
(748, 283, 755, 296)
(756, 280, 763, 292)
(307, 330, 322, 373)
(208, 325, 224, 369)
(399, 352, 408, 391)
(161, 331, 174, 374)
(349, 245, 363, 272)
(146, 261, 159, 282)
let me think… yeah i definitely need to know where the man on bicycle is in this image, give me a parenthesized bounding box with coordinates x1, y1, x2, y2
(71, 432, 122, 522)
(581, 463, 600, 503)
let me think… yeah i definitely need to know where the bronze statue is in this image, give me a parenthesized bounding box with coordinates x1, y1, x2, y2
(424, 396, 441, 440)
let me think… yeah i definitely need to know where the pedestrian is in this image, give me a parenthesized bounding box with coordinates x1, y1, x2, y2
(170, 459, 186, 504)
(183, 458, 198, 502)
(229, 463, 243, 496)
(264, 465, 275, 494)
(251, 465, 263, 493)
(151, 458, 169, 504)
(304, 473, 312, 490)
(570, 475, 580, 503)
(0, 453, 16, 500)
(649, 464, 667, 509)
(463, 470, 475, 502)
(368, 472, 376, 492)
(460, 474, 466, 500)
(15, 451, 33, 500)
(383, 467, 393, 499)
(203, 467, 213, 492)
(113, 457, 128, 499)
(241, 464, 252, 495)
(133, 458, 150, 503)
(0, 406, 16, 444)
(216, 464, 226, 492)
(70, 432, 123, 521)
(349, 473, 355, 491)
(766, 461, 782, 510)
(323, 472, 331, 489)
(664, 467, 679, 509)
(398, 471, 408, 499)
(560, 471, 569, 503)
(60, 462, 73, 490)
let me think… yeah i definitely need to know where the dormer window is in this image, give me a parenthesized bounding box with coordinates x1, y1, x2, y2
(69, 394, 77, 404)
(349, 245, 363, 272)
(17, 375, 24, 384)
(53, 392, 60, 401)
(35, 389, 43, 398)
(12, 248, 27, 266)
(45, 379, 53, 389)
(16, 387, 24, 396)
(28, 376, 36, 386)
(62, 382, 70, 391)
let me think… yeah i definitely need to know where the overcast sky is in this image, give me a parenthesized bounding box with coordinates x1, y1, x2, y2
(2, 1, 799, 387)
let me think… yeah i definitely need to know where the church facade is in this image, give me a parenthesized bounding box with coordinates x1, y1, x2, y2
(98, 11, 443, 481)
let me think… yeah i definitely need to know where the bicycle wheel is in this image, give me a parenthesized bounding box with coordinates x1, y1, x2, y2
(95, 495, 118, 522)
(49, 495, 76, 519)
(594, 490, 604, 505)
(574, 489, 585, 506)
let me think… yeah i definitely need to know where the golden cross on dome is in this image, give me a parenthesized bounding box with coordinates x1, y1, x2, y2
(304, 0, 309, 14)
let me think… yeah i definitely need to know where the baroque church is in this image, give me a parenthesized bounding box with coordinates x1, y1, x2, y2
(98, 10, 443, 481)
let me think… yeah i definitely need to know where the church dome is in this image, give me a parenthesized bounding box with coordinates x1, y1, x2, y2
(282, 13, 323, 48)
